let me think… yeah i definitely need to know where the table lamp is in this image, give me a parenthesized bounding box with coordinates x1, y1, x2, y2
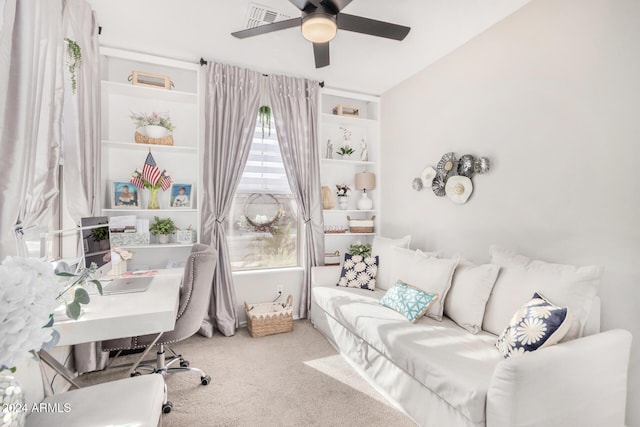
(355, 171, 376, 210)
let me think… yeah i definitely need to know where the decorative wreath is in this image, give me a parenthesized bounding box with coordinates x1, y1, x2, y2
(243, 193, 283, 232)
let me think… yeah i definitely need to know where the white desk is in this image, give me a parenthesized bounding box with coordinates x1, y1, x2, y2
(41, 269, 183, 387)
(53, 268, 183, 346)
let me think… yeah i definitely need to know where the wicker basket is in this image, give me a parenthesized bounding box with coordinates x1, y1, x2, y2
(134, 131, 174, 146)
(347, 215, 375, 233)
(244, 295, 293, 338)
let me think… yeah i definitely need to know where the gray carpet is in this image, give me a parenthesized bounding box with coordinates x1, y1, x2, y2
(78, 320, 415, 426)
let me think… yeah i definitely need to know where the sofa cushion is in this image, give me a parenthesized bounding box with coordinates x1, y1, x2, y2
(337, 253, 379, 291)
(371, 235, 411, 290)
(379, 281, 438, 323)
(496, 292, 572, 358)
(388, 248, 457, 320)
(313, 286, 501, 423)
(444, 259, 500, 334)
(483, 246, 602, 341)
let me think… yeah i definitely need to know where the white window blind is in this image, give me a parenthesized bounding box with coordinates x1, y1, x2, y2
(236, 124, 290, 194)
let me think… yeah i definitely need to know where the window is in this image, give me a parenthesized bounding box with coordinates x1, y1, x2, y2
(225, 112, 299, 271)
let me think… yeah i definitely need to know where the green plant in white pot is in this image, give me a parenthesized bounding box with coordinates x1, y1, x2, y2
(150, 216, 176, 244)
(130, 111, 175, 139)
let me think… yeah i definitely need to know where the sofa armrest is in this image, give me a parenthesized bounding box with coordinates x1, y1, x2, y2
(311, 266, 341, 288)
(487, 329, 632, 427)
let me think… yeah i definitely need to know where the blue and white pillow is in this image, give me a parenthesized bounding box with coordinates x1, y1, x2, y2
(337, 253, 379, 291)
(496, 292, 572, 359)
(379, 281, 438, 323)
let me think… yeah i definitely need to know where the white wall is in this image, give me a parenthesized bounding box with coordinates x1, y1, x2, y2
(380, 0, 640, 424)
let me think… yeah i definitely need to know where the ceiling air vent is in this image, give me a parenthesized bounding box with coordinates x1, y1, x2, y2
(245, 2, 291, 29)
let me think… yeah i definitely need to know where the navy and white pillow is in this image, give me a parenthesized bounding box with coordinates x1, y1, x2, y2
(337, 253, 379, 291)
(496, 292, 572, 359)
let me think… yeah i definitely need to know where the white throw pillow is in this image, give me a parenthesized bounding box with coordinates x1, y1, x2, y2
(388, 247, 457, 320)
(483, 246, 602, 341)
(444, 259, 500, 334)
(371, 235, 411, 290)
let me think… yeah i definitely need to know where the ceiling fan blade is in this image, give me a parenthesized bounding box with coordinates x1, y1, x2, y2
(320, 0, 353, 13)
(289, 0, 319, 12)
(231, 17, 302, 39)
(313, 42, 330, 68)
(337, 13, 410, 41)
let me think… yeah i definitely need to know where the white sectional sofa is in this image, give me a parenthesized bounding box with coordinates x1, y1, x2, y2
(310, 244, 632, 427)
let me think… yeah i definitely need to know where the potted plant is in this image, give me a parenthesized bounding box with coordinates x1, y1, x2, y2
(91, 226, 110, 251)
(130, 111, 176, 139)
(348, 242, 372, 257)
(336, 184, 350, 210)
(150, 216, 177, 244)
(336, 145, 355, 159)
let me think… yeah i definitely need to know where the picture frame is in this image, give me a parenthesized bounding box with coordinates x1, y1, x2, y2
(112, 181, 140, 208)
(170, 183, 193, 208)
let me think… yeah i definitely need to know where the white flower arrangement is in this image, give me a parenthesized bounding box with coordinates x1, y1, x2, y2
(0, 257, 63, 371)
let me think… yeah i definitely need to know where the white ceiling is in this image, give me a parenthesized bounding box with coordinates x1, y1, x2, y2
(86, 0, 529, 95)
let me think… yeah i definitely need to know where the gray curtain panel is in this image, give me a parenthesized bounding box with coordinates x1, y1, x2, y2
(201, 61, 262, 337)
(62, 0, 108, 374)
(268, 75, 324, 318)
(0, 0, 64, 258)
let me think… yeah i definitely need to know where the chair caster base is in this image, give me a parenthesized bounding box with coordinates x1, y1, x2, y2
(162, 401, 173, 414)
(201, 375, 211, 386)
(180, 360, 190, 368)
(130, 371, 141, 377)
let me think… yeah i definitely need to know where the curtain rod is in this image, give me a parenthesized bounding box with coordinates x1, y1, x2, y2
(199, 58, 324, 88)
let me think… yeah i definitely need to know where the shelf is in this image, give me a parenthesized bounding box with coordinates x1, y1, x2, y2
(324, 232, 376, 236)
(321, 113, 378, 126)
(321, 159, 375, 167)
(103, 208, 197, 213)
(103, 140, 197, 153)
(102, 81, 197, 103)
(323, 209, 376, 214)
(116, 243, 194, 249)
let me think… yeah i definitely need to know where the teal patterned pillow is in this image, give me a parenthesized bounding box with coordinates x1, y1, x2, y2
(379, 281, 438, 323)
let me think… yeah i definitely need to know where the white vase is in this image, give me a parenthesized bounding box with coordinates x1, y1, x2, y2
(158, 234, 170, 244)
(338, 197, 348, 210)
(111, 260, 127, 276)
(0, 371, 26, 427)
(140, 125, 170, 139)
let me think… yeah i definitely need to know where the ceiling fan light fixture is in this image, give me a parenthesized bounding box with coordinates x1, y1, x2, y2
(301, 15, 337, 43)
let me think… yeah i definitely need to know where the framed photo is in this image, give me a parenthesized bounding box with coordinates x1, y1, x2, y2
(112, 181, 140, 208)
(170, 183, 193, 208)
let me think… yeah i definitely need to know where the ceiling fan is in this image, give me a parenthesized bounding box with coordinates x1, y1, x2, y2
(231, 0, 411, 68)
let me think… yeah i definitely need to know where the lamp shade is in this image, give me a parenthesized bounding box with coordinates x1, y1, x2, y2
(355, 172, 375, 191)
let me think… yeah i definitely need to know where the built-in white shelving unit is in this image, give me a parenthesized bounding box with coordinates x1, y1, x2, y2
(99, 47, 202, 269)
(319, 88, 380, 261)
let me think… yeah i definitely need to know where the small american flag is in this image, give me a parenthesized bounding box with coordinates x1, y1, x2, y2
(160, 170, 172, 191)
(142, 152, 161, 186)
(130, 169, 145, 189)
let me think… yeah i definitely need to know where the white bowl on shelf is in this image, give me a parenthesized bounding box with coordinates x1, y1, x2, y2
(139, 125, 170, 139)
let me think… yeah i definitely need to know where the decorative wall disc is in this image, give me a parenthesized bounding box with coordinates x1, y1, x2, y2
(420, 166, 436, 187)
(457, 154, 475, 178)
(445, 176, 473, 204)
(412, 177, 424, 191)
(432, 173, 447, 197)
(474, 157, 491, 174)
(437, 152, 458, 177)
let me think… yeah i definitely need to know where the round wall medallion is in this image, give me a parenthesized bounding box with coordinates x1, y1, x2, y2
(445, 176, 473, 204)
(420, 166, 436, 187)
(457, 154, 476, 178)
(437, 153, 458, 177)
(412, 177, 424, 191)
(432, 174, 447, 197)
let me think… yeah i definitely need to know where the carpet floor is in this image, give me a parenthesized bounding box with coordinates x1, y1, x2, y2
(77, 319, 415, 426)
